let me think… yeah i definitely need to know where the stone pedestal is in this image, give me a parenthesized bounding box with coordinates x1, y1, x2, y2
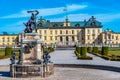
(10, 32, 54, 78)
(21, 33, 42, 64)
(10, 63, 54, 78)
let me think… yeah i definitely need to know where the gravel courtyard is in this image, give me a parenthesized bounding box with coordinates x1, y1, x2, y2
(0, 66, 120, 80)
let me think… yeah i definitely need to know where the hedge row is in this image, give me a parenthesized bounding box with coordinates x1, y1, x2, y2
(42, 46, 55, 53)
(101, 46, 109, 55)
(5, 46, 12, 57)
(75, 47, 92, 60)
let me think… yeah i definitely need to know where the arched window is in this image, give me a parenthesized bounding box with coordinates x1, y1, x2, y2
(91, 22, 96, 26)
(75, 24, 80, 27)
(53, 24, 58, 27)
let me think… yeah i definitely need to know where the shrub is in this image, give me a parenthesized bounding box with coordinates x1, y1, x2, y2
(5, 46, 12, 56)
(92, 47, 98, 53)
(48, 47, 54, 52)
(76, 47, 81, 54)
(101, 46, 109, 55)
(80, 47, 86, 57)
(87, 47, 92, 53)
(74, 51, 80, 58)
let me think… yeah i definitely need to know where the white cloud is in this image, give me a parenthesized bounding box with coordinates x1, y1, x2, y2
(50, 13, 120, 22)
(0, 4, 87, 19)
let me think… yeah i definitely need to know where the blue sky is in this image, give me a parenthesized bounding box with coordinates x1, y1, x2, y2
(0, 0, 120, 34)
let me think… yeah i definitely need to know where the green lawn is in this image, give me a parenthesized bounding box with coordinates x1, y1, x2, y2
(108, 47, 120, 56)
(0, 50, 5, 56)
(0, 48, 20, 59)
(109, 51, 120, 56)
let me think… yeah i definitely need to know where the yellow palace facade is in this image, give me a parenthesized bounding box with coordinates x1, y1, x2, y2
(0, 16, 120, 47)
(0, 34, 18, 48)
(36, 16, 102, 47)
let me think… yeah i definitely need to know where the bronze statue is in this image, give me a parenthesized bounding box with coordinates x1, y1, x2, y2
(24, 21, 32, 33)
(10, 51, 16, 64)
(43, 50, 51, 64)
(24, 10, 39, 33)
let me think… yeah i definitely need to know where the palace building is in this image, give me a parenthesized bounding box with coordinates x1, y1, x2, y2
(0, 34, 19, 48)
(100, 29, 120, 47)
(0, 16, 120, 47)
(36, 16, 102, 47)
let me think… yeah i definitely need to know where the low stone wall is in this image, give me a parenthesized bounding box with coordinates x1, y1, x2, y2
(10, 63, 54, 78)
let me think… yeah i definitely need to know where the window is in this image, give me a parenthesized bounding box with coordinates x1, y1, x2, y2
(55, 36, 57, 40)
(108, 34, 111, 40)
(75, 24, 80, 27)
(93, 29, 95, 34)
(7, 43, 9, 46)
(12, 38, 14, 42)
(50, 31, 52, 34)
(82, 37, 84, 40)
(77, 30, 79, 33)
(88, 35, 90, 40)
(88, 29, 90, 34)
(44, 30, 46, 34)
(40, 36, 41, 39)
(112, 35, 114, 39)
(72, 30, 74, 34)
(44, 36, 47, 40)
(7, 38, 9, 42)
(82, 30, 84, 34)
(98, 29, 100, 34)
(91, 22, 96, 26)
(60, 30, 62, 34)
(50, 36, 52, 40)
(98, 36, 100, 40)
(40, 30, 42, 34)
(55, 30, 57, 34)
(60, 36, 62, 42)
(2, 37, 5, 42)
(116, 36, 118, 40)
(72, 36, 74, 41)
(66, 36, 69, 41)
(66, 30, 68, 34)
(93, 36, 95, 39)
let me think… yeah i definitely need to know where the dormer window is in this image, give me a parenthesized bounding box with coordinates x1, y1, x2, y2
(38, 23, 42, 27)
(75, 24, 80, 27)
(91, 22, 96, 26)
(53, 24, 58, 27)
(61, 24, 63, 27)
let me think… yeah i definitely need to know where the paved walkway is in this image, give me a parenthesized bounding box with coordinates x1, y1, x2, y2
(50, 50, 120, 68)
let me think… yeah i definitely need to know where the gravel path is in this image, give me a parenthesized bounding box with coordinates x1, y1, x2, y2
(50, 50, 120, 68)
(0, 66, 120, 80)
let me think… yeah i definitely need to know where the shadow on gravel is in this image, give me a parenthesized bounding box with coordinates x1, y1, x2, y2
(0, 71, 10, 77)
(55, 64, 120, 73)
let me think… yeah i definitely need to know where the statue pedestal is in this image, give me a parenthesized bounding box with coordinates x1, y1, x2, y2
(10, 63, 54, 78)
(21, 33, 42, 64)
(10, 33, 54, 78)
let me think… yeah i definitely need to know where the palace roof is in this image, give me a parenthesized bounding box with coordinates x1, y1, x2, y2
(37, 16, 102, 29)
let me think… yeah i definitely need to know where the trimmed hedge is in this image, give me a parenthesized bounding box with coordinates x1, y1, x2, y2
(87, 47, 92, 53)
(80, 47, 86, 57)
(101, 46, 109, 55)
(92, 47, 98, 53)
(5, 46, 12, 56)
(74, 47, 92, 60)
(48, 47, 54, 52)
(76, 47, 81, 54)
